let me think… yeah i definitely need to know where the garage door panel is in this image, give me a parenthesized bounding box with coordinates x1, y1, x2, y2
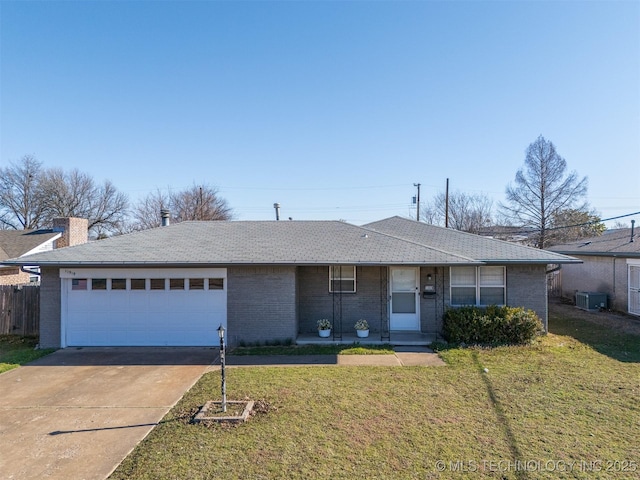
(64, 268, 227, 347)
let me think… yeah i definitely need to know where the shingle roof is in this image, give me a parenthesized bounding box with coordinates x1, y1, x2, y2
(5, 217, 579, 267)
(0, 230, 61, 261)
(364, 217, 578, 264)
(549, 228, 640, 257)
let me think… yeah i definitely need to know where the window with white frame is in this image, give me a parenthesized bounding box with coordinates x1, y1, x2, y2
(329, 266, 356, 293)
(450, 266, 505, 306)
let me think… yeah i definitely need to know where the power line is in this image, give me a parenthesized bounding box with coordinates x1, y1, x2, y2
(482, 211, 640, 237)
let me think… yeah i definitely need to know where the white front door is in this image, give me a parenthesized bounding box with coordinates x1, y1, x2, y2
(390, 267, 420, 331)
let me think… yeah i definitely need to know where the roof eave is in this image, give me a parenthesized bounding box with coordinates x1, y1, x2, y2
(5, 259, 573, 267)
(551, 251, 640, 258)
(481, 258, 582, 265)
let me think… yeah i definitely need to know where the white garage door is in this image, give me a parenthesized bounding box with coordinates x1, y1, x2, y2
(61, 268, 226, 347)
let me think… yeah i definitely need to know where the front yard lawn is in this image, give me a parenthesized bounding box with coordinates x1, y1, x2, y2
(111, 305, 640, 479)
(0, 335, 55, 374)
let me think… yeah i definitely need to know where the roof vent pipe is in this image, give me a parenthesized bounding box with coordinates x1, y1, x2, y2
(273, 203, 280, 221)
(160, 209, 170, 227)
(631, 219, 635, 242)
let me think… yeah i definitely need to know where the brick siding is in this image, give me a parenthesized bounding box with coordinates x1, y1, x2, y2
(419, 267, 445, 333)
(506, 264, 549, 330)
(226, 266, 297, 346)
(559, 255, 629, 312)
(53, 217, 88, 248)
(298, 266, 385, 334)
(39, 267, 61, 348)
(0, 268, 30, 286)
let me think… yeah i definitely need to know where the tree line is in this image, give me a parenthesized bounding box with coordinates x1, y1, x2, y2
(1, 135, 607, 247)
(0, 155, 232, 237)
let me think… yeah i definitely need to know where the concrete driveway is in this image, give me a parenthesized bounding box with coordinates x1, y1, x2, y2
(0, 347, 216, 480)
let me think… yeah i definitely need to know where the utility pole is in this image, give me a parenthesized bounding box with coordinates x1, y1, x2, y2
(413, 183, 421, 221)
(445, 178, 450, 228)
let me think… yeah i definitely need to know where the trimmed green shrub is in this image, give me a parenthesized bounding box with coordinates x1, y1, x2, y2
(443, 305, 543, 345)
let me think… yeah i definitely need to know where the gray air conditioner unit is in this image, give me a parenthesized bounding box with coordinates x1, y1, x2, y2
(575, 292, 607, 311)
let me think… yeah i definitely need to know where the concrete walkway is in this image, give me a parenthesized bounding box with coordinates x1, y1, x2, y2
(0, 348, 216, 480)
(226, 346, 446, 367)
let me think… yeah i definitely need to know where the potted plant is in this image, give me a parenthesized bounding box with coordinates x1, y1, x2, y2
(317, 319, 332, 338)
(354, 319, 369, 338)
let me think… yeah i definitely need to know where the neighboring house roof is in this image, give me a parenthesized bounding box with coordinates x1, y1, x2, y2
(364, 217, 576, 264)
(4, 217, 579, 267)
(549, 228, 640, 258)
(0, 229, 61, 262)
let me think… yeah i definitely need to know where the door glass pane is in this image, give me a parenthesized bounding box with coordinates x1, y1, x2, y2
(392, 292, 416, 313)
(630, 267, 640, 315)
(630, 266, 640, 290)
(392, 269, 416, 291)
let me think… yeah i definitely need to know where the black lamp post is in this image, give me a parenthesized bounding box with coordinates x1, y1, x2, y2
(217, 324, 227, 413)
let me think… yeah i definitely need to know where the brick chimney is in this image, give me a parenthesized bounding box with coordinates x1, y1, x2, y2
(52, 217, 89, 248)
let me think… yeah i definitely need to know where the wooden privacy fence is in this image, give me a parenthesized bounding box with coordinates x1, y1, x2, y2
(547, 269, 562, 298)
(0, 284, 40, 336)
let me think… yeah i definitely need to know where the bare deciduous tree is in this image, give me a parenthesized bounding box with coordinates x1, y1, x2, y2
(0, 156, 128, 236)
(422, 191, 494, 234)
(172, 185, 233, 223)
(0, 155, 46, 229)
(129, 189, 170, 230)
(130, 184, 232, 230)
(38, 168, 129, 236)
(500, 135, 588, 249)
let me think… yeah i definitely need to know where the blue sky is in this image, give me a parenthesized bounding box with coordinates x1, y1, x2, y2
(1, 0, 638, 226)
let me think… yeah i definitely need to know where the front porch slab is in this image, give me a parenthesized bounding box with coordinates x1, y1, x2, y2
(296, 332, 437, 346)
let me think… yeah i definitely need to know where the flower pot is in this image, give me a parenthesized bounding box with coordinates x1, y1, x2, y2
(356, 329, 369, 338)
(318, 329, 331, 338)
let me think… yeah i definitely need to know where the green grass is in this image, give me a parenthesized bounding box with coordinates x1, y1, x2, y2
(547, 306, 640, 362)
(0, 335, 55, 374)
(111, 308, 640, 480)
(231, 343, 395, 355)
